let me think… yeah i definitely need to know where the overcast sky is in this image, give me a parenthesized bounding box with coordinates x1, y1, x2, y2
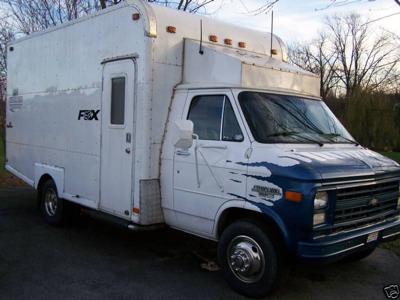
(203, 0, 400, 42)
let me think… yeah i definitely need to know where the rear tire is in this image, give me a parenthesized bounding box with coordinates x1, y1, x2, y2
(39, 179, 66, 226)
(218, 220, 283, 298)
(342, 247, 376, 262)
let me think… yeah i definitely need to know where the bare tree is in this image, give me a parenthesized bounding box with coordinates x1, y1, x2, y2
(289, 14, 400, 97)
(289, 33, 339, 98)
(326, 14, 400, 96)
(99, 0, 216, 12)
(0, 19, 14, 143)
(0, 0, 99, 34)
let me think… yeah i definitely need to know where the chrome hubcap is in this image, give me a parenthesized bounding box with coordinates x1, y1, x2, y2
(227, 235, 265, 283)
(44, 188, 58, 217)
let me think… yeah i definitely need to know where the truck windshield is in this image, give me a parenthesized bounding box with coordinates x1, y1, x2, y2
(238, 91, 356, 144)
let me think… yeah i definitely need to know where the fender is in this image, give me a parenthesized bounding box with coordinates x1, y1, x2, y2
(244, 200, 291, 249)
(213, 199, 291, 249)
(212, 199, 245, 238)
(34, 163, 64, 197)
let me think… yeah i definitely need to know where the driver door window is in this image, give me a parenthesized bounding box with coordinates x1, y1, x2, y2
(187, 95, 243, 142)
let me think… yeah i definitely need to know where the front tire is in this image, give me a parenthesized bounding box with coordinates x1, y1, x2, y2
(40, 179, 65, 226)
(218, 220, 282, 298)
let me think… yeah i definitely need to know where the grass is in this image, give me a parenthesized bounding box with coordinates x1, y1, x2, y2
(381, 152, 400, 163)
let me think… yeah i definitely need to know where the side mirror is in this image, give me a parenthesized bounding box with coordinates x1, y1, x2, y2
(174, 120, 194, 150)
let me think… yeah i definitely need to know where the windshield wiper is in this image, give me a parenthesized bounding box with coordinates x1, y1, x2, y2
(322, 133, 359, 146)
(266, 131, 324, 147)
(266, 131, 299, 137)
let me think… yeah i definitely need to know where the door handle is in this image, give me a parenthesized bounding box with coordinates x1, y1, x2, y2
(126, 133, 131, 144)
(199, 145, 227, 150)
(176, 150, 190, 156)
(6, 122, 13, 128)
(125, 148, 131, 154)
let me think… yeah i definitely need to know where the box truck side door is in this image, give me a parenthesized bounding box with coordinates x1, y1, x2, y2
(173, 90, 249, 236)
(100, 59, 136, 219)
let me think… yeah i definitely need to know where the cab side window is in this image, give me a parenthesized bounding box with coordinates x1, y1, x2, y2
(187, 95, 243, 142)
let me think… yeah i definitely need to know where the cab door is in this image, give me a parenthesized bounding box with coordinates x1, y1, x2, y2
(100, 59, 135, 218)
(173, 90, 249, 236)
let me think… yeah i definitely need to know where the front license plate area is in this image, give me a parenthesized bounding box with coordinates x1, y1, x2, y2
(366, 232, 379, 243)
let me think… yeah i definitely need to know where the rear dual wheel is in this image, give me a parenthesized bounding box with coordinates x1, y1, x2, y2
(40, 179, 67, 226)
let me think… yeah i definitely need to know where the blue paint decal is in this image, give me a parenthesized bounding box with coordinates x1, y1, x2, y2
(230, 179, 242, 183)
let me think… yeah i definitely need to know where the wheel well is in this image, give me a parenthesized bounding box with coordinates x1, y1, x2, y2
(217, 208, 287, 249)
(36, 174, 54, 200)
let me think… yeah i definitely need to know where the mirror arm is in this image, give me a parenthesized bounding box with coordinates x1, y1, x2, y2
(198, 148, 224, 192)
(193, 134, 201, 188)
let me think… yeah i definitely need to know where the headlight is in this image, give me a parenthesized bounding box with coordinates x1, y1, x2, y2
(313, 212, 326, 226)
(314, 191, 328, 210)
(397, 183, 400, 208)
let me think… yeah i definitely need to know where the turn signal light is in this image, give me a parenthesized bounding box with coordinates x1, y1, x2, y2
(285, 191, 302, 203)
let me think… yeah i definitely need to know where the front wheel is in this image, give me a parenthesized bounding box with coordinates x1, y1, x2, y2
(218, 220, 283, 298)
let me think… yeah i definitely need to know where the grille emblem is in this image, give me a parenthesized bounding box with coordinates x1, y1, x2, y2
(369, 198, 379, 206)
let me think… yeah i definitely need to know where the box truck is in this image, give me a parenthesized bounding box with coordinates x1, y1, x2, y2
(5, 0, 400, 297)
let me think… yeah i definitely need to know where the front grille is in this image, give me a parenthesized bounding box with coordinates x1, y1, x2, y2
(333, 180, 399, 231)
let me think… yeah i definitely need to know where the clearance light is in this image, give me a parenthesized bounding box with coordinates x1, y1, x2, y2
(271, 49, 278, 55)
(224, 38, 232, 46)
(166, 26, 176, 34)
(285, 191, 302, 203)
(238, 42, 246, 48)
(209, 35, 218, 43)
(132, 13, 140, 21)
(133, 207, 140, 214)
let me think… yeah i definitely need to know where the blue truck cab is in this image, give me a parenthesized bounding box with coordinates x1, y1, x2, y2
(164, 37, 400, 298)
(236, 91, 400, 262)
(169, 87, 400, 298)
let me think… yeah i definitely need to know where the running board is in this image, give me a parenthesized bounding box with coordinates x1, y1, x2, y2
(81, 208, 164, 231)
(127, 223, 164, 231)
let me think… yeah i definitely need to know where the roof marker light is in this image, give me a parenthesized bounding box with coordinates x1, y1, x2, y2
(224, 38, 232, 46)
(166, 26, 176, 34)
(238, 42, 246, 48)
(132, 13, 140, 21)
(209, 35, 218, 43)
